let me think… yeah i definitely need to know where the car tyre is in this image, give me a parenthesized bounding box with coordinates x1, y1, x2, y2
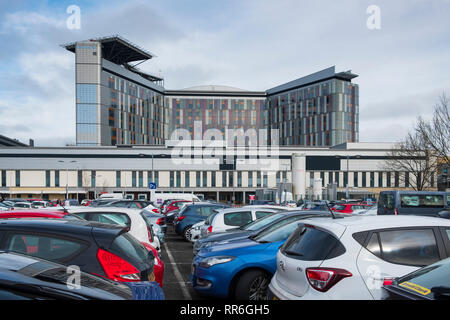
(183, 226, 193, 241)
(234, 270, 270, 300)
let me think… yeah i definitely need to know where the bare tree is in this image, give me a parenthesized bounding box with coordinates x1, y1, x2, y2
(416, 93, 450, 167)
(385, 130, 438, 191)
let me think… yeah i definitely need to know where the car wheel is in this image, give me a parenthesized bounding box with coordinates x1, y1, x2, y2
(234, 270, 270, 300)
(183, 226, 193, 241)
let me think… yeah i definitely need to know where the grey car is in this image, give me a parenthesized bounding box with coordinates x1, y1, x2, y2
(141, 209, 167, 244)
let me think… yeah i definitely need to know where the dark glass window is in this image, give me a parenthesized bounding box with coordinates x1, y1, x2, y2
(229, 171, 234, 187)
(91, 170, 96, 187)
(343, 172, 348, 187)
(6, 233, 87, 262)
(248, 171, 253, 187)
(132, 171, 136, 187)
(203, 171, 207, 187)
(116, 171, 121, 187)
(386, 172, 391, 187)
(55, 170, 60, 187)
(400, 194, 444, 208)
(405, 172, 409, 187)
(255, 211, 274, 219)
(15, 170, 20, 187)
(224, 211, 252, 227)
(169, 171, 174, 188)
(1, 170, 6, 187)
(370, 172, 375, 187)
(362, 172, 367, 187)
(378, 172, 383, 187)
(185, 171, 190, 187)
(196, 172, 201, 187)
(281, 226, 346, 261)
(78, 170, 82, 187)
(211, 172, 216, 187)
(395, 172, 399, 187)
(139, 171, 143, 187)
(378, 229, 440, 267)
(45, 171, 51, 187)
(354, 172, 358, 187)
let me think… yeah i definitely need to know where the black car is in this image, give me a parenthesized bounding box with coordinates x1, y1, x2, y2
(383, 256, 450, 300)
(193, 210, 336, 255)
(0, 250, 134, 300)
(0, 219, 155, 283)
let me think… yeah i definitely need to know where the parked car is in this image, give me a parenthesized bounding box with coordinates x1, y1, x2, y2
(105, 200, 160, 213)
(0, 219, 156, 283)
(191, 217, 314, 299)
(331, 203, 369, 214)
(193, 210, 335, 255)
(199, 207, 278, 238)
(13, 202, 33, 209)
(68, 207, 161, 252)
(378, 190, 450, 217)
(0, 251, 134, 300)
(164, 200, 192, 214)
(31, 201, 51, 208)
(190, 221, 206, 242)
(268, 215, 450, 300)
(383, 256, 450, 300)
(0, 202, 12, 211)
(165, 209, 180, 224)
(174, 203, 230, 241)
(250, 200, 276, 205)
(141, 209, 167, 243)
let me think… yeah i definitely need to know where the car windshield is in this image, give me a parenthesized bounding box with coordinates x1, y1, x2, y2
(252, 220, 301, 243)
(396, 257, 450, 300)
(240, 213, 281, 231)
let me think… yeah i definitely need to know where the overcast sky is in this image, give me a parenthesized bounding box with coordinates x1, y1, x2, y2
(0, 0, 449, 146)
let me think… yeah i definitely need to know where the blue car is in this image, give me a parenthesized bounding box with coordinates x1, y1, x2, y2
(191, 218, 305, 299)
(174, 203, 229, 240)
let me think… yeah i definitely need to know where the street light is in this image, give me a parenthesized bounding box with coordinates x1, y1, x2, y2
(58, 160, 77, 200)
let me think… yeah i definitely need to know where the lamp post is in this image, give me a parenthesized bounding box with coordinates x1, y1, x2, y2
(58, 160, 77, 200)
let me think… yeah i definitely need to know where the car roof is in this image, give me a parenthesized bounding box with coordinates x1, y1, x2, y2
(299, 215, 450, 236)
(68, 207, 142, 215)
(214, 207, 278, 214)
(0, 218, 125, 236)
(0, 210, 68, 218)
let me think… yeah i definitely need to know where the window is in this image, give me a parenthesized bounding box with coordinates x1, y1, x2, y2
(55, 170, 60, 187)
(263, 172, 268, 187)
(405, 172, 409, 187)
(248, 171, 253, 187)
(378, 229, 440, 267)
(176, 171, 181, 187)
(354, 172, 358, 187)
(370, 172, 375, 188)
(78, 170, 82, 187)
(1, 170, 5, 187)
(88, 213, 131, 227)
(76, 84, 98, 104)
(116, 171, 121, 187)
(255, 211, 274, 219)
(238, 172, 242, 187)
(395, 172, 399, 187)
(203, 171, 207, 187)
(139, 171, 143, 187)
(6, 234, 87, 262)
(257, 171, 261, 187)
(195, 206, 215, 217)
(224, 211, 252, 226)
(281, 226, 346, 261)
(132, 171, 137, 187)
(211, 172, 216, 187)
(343, 172, 348, 186)
(254, 220, 304, 243)
(15, 170, 20, 187)
(379, 193, 395, 210)
(91, 170, 96, 187)
(400, 194, 444, 208)
(386, 172, 391, 187)
(365, 233, 381, 256)
(45, 170, 50, 187)
(362, 172, 367, 187)
(110, 233, 149, 263)
(196, 172, 201, 187)
(378, 172, 383, 187)
(184, 171, 191, 187)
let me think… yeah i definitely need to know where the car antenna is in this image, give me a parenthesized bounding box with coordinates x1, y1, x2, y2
(325, 202, 337, 219)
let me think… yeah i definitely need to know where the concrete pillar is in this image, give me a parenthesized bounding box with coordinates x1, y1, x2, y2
(292, 153, 306, 200)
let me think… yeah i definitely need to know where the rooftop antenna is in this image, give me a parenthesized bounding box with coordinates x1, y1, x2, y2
(325, 202, 338, 219)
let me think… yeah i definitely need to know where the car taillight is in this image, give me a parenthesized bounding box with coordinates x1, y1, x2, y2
(177, 215, 185, 221)
(96, 248, 141, 282)
(207, 225, 212, 233)
(383, 278, 394, 286)
(152, 208, 159, 213)
(306, 268, 352, 292)
(394, 208, 399, 215)
(156, 218, 164, 225)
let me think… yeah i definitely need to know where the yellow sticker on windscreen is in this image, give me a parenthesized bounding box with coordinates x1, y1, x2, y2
(399, 281, 431, 296)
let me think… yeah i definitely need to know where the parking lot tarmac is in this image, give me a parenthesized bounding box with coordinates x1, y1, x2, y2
(160, 227, 204, 300)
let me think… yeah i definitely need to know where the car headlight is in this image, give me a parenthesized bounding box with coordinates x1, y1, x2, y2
(199, 256, 235, 268)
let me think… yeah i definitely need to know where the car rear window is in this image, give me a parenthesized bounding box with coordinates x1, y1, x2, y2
(400, 195, 445, 208)
(6, 234, 87, 262)
(110, 233, 150, 264)
(281, 226, 346, 261)
(255, 211, 274, 219)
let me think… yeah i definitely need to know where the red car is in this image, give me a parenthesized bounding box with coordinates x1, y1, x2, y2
(331, 203, 370, 214)
(164, 200, 191, 214)
(0, 210, 165, 287)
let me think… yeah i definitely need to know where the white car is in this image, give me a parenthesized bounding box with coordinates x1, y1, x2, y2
(31, 201, 51, 208)
(242, 205, 290, 212)
(13, 202, 32, 209)
(190, 221, 205, 242)
(68, 207, 161, 252)
(199, 207, 279, 238)
(269, 215, 450, 300)
(355, 205, 378, 216)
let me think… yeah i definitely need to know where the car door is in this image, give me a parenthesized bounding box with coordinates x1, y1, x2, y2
(356, 227, 443, 300)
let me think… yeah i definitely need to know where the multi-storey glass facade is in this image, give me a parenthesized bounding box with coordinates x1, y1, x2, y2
(67, 37, 358, 147)
(267, 77, 359, 146)
(166, 93, 267, 138)
(104, 72, 166, 145)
